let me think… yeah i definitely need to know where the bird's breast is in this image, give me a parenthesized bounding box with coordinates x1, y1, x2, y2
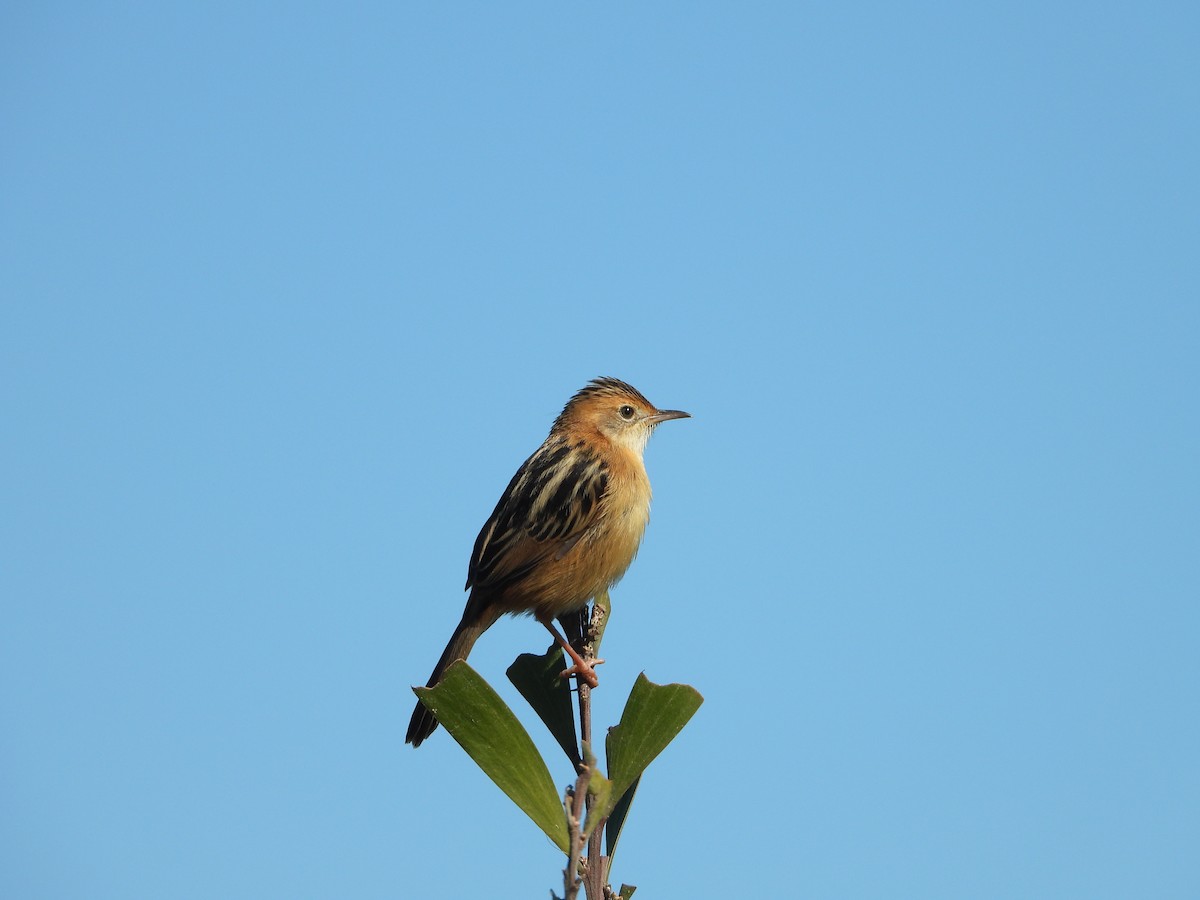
(585, 465, 652, 587)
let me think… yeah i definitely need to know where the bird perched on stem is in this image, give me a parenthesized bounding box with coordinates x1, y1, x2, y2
(406, 377, 689, 748)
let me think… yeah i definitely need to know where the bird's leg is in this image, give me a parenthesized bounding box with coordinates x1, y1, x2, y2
(540, 618, 604, 688)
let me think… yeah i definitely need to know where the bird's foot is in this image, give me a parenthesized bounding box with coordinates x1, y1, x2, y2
(560, 658, 605, 688)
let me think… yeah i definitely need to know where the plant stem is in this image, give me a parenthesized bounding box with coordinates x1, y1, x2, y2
(579, 603, 609, 900)
(562, 762, 590, 900)
(559, 601, 612, 900)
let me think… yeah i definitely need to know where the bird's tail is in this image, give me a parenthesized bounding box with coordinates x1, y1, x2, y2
(405, 613, 492, 748)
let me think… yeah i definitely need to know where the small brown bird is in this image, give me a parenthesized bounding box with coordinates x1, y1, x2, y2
(406, 377, 689, 747)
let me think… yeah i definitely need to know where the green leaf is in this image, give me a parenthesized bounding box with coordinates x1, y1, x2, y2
(604, 674, 704, 810)
(506, 647, 580, 766)
(617, 884, 637, 899)
(603, 773, 640, 864)
(413, 660, 569, 852)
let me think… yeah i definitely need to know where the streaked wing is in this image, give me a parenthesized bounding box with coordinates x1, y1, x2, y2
(467, 435, 610, 591)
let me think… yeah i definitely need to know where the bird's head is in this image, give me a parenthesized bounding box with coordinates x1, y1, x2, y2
(555, 377, 690, 457)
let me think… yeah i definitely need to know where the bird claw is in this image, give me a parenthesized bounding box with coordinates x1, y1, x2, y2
(560, 658, 605, 688)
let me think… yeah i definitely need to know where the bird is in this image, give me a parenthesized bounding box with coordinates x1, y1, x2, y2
(406, 377, 689, 748)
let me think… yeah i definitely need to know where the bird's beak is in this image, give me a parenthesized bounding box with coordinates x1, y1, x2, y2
(646, 409, 690, 425)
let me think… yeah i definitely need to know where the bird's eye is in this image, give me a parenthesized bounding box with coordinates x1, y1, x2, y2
(619, 404, 636, 420)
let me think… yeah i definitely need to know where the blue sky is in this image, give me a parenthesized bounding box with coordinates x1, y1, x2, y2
(2, 3, 1197, 897)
